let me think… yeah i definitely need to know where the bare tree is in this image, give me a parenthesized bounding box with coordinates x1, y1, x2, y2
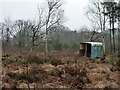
(1, 17, 12, 53)
(38, 0, 64, 54)
(86, 0, 107, 55)
(29, 21, 44, 52)
(78, 25, 101, 42)
(12, 20, 31, 50)
(89, 25, 101, 42)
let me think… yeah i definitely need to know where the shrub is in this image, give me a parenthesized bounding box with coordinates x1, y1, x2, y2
(62, 43, 69, 50)
(25, 45, 31, 51)
(71, 42, 79, 51)
(7, 72, 16, 79)
(63, 64, 90, 88)
(26, 54, 63, 65)
(2, 54, 10, 62)
(26, 55, 43, 64)
(29, 65, 39, 75)
(64, 60, 70, 64)
(10, 80, 18, 89)
(2, 58, 6, 62)
(2, 54, 9, 58)
(15, 72, 33, 83)
(109, 55, 115, 65)
(15, 73, 27, 80)
(26, 54, 51, 64)
(53, 38, 62, 51)
(39, 44, 45, 51)
(49, 59, 62, 66)
(29, 65, 47, 82)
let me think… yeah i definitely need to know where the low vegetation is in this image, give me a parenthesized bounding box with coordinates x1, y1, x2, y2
(2, 51, 119, 88)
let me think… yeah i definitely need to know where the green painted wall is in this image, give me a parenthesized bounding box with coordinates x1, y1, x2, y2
(91, 46, 103, 58)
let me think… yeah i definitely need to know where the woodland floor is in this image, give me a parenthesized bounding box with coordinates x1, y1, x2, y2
(2, 51, 120, 89)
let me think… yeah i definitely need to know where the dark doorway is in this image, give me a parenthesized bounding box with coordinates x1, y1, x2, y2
(79, 43, 91, 57)
(86, 44, 91, 57)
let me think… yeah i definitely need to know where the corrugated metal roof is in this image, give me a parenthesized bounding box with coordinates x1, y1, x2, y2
(80, 42, 103, 46)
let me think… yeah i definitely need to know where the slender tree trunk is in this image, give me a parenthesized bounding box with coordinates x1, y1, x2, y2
(45, 9, 50, 55)
(6, 28, 9, 53)
(32, 38, 35, 52)
(32, 32, 35, 52)
(109, 18, 112, 53)
(45, 29, 48, 54)
(6, 28, 9, 44)
(112, 16, 115, 53)
(118, 19, 120, 52)
(102, 6, 106, 56)
(118, 27, 119, 52)
(118, 9, 120, 52)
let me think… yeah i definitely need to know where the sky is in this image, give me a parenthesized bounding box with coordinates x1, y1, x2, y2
(0, 0, 91, 30)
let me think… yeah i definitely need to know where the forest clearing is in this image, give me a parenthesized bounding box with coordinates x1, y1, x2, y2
(0, 0, 120, 89)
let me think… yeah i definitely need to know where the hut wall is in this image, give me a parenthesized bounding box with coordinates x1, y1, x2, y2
(91, 46, 103, 58)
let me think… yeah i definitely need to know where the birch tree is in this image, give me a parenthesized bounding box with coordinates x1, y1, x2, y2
(38, 0, 64, 54)
(86, 0, 107, 55)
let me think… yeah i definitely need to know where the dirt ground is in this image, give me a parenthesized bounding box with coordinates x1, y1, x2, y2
(2, 51, 120, 89)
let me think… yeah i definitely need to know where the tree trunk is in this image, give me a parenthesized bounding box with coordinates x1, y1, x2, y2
(118, 19, 120, 52)
(45, 9, 50, 55)
(102, 6, 106, 56)
(45, 30, 48, 54)
(32, 40, 35, 52)
(112, 16, 115, 53)
(6, 28, 9, 53)
(109, 17, 112, 53)
(118, 9, 120, 52)
(32, 34, 35, 52)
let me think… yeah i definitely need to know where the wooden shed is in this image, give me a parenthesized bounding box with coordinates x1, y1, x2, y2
(79, 42, 103, 58)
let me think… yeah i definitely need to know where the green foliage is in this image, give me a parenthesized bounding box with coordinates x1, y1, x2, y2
(53, 38, 62, 51)
(2, 54, 9, 58)
(2, 58, 6, 62)
(109, 55, 115, 65)
(71, 42, 79, 51)
(25, 45, 31, 51)
(62, 43, 69, 50)
(2, 56, 18, 63)
(39, 44, 45, 51)
(2, 54, 9, 62)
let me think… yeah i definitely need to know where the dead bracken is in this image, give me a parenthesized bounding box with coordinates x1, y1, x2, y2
(2, 51, 119, 89)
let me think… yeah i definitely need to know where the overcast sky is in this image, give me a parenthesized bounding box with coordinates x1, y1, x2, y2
(0, 0, 91, 30)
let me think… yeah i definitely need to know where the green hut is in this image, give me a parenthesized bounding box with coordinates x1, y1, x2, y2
(79, 42, 103, 58)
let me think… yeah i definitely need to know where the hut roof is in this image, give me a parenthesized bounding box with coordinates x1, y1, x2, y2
(80, 42, 103, 46)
